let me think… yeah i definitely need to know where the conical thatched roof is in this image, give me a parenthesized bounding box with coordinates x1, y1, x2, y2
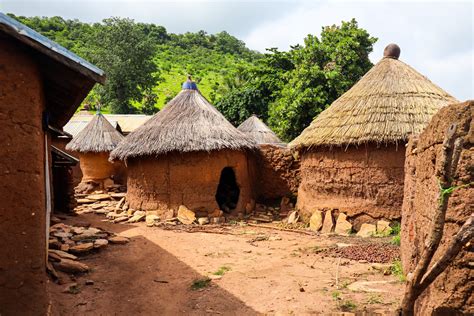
(290, 44, 457, 149)
(237, 115, 285, 145)
(110, 80, 256, 160)
(66, 112, 124, 153)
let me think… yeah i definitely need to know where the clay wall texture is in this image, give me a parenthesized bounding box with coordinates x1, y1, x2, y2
(126, 150, 254, 215)
(296, 144, 405, 221)
(401, 101, 473, 315)
(79, 152, 126, 184)
(255, 145, 300, 201)
(0, 39, 49, 315)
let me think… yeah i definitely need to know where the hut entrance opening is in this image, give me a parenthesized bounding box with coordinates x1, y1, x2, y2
(215, 167, 240, 213)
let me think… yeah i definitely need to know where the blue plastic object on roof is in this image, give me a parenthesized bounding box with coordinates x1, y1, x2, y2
(182, 80, 198, 90)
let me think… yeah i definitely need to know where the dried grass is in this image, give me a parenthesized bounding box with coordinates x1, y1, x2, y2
(66, 113, 124, 153)
(290, 57, 457, 149)
(237, 115, 285, 145)
(111, 89, 256, 160)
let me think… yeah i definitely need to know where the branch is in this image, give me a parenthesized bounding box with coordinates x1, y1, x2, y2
(418, 214, 474, 292)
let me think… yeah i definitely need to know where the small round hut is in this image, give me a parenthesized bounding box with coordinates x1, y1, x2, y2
(66, 112, 124, 192)
(110, 79, 256, 216)
(290, 44, 457, 224)
(238, 115, 300, 202)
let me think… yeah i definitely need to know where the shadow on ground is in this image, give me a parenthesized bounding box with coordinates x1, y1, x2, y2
(49, 214, 257, 315)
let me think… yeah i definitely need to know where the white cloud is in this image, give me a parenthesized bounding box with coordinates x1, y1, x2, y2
(2, 0, 472, 99)
(243, 1, 473, 100)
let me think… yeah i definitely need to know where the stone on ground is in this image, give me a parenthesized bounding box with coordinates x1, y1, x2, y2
(347, 280, 392, 293)
(108, 236, 129, 244)
(334, 213, 352, 236)
(208, 209, 223, 218)
(69, 242, 94, 254)
(54, 258, 89, 273)
(309, 210, 323, 231)
(48, 249, 77, 260)
(198, 217, 210, 225)
(94, 239, 109, 249)
(87, 193, 111, 201)
(146, 214, 160, 227)
(287, 211, 299, 224)
(356, 223, 377, 238)
(177, 205, 196, 225)
(376, 220, 391, 235)
(127, 210, 146, 223)
(321, 210, 335, 234)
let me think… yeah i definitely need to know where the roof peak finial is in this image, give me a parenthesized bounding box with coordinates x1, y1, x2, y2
(182, 75, 198, 90)
(383, 43, 401, 59)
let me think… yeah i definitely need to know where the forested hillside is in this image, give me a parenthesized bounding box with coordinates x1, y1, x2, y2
(9, 14, 376, 141)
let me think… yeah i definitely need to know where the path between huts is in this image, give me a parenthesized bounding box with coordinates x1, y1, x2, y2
(49, 213, 403, 315)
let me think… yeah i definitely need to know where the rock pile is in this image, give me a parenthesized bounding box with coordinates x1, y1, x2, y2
(306, 209, 393, 237)
(48, 222, 129, 278)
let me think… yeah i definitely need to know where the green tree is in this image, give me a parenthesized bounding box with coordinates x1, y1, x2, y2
(268, 19, 377, 141)
(84, 18, 159, 113)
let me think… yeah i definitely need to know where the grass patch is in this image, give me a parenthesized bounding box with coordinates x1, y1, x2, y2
(190, 277, 211, 290)
(213, 266, 231, 276)
(390, 222, 401, 245)
(391, 259, 406, 282)
(340, 300, 357, 312)
(366, 294, 383, 304)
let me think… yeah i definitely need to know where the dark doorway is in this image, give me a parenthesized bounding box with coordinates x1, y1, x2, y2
(215, 167, 240, 213)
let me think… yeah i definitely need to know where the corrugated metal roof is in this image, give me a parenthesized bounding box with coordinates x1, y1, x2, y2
(0, 12, 105, 83)
(68, 114, 151, 134)
(64, 119, 119, 137)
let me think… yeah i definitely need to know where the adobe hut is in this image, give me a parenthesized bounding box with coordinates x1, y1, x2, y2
(238, 115, 300, 202)
(290, 44, 456, 225)
(401, 100, 473, 314)
(66, 112, 125, 193)
(111, 79, 256, 216)
(0, 13, 104, 314)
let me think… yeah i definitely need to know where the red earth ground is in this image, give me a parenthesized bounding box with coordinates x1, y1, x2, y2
(49, 214, 403, 315)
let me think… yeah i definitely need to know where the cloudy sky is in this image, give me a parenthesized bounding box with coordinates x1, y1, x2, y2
(2, 0, 472, 100)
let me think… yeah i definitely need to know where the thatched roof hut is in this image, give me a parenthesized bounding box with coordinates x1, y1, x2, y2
(66, 112, 125, 191)
(290, 44, 457, 149)
(111, 83, 255, 160)
(111, 79, 257, 215)
(237, 115, 285, 146)
(66, 112, 124, 153)
(291, 44, 456, 225)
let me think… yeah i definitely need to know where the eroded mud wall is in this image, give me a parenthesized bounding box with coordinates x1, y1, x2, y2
(0, 39, 49, 315)
(126, 150, 254, 215)
(401, 101, 473, 315)
(296, 144, 405, 221)
(255, 145, 300, 201)
(79, 152, 115, 182)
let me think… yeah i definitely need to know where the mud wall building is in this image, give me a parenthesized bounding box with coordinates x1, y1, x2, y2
(237, 115, 300, 202)
(66, 113, 125, 193)
(0, 13, 104, 315)
(401, 100, 473, 314)
(111, 79, 256, 216)
(290, 44, 456, 225)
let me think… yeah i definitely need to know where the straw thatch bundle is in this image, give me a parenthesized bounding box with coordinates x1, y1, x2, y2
(110, 82, 256, 160)
(290, 44, 457, 149)
(66, 113, 124, 153)
(237, 115, 285, 145)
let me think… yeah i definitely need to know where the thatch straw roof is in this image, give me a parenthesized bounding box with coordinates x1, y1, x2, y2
(237, 115, 285, 145)
(110, 80, 256, 160)
(290, 44, 457, 149)
(66, 113, 124, 153)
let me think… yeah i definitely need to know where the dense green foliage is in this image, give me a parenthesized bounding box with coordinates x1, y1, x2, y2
(217, 19, 377, 140)
(9, 14, 376, 141)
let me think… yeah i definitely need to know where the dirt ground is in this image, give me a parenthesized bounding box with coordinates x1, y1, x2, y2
(49, 214, 403, 315)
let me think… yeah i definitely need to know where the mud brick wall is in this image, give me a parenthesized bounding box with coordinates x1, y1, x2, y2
(126, 150, 255, 215)
(401, 101, 473, 315)
(0, 39, 49, 315)
(255, 145, 300, 201)
(52, 137, 83, 186)
(296, 144, 405, 222)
